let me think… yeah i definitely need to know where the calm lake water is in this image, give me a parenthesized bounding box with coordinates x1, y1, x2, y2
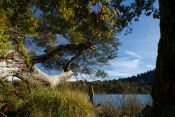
(91, 94, 152, 107)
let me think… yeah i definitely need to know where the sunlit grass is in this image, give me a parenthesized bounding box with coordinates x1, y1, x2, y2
(0, 80, 96, 117)
(17, 86, 96, 117)
(1, 79, 145, 117)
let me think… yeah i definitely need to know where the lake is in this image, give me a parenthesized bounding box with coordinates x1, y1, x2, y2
(91, 94, 152, 107)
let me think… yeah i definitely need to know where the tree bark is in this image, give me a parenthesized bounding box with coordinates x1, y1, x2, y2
(16, 66, 73, 88)
(152, 0, 175, 114)
(0, 50, 73, 88)
(0, 51, 27, 78)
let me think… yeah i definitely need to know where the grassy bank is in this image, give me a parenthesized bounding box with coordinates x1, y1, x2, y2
(0, 79, 95, 117)
(0, 79, 145, 117)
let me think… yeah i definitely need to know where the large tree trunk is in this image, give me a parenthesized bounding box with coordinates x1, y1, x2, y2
(152, 0, 175, 115)
(0, 51, 73, 88)
(0, 43, 93, 87)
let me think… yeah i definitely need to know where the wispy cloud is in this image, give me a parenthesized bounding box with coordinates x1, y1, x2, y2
(125, 50, 142, 58)
(110, 57, 140, 69)
(101, 48, 151, 79)
(105, 70, 129, 77)
(103, 56, 141, 79)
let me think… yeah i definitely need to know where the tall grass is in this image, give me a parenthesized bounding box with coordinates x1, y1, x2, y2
(1, 79, 145, 117)
(119, 94, 142, 116)
(16, 86, 96, 117)
(0, 80, 96, 117)
(96, 97, 142, 117)
(95, 85, 143, 117)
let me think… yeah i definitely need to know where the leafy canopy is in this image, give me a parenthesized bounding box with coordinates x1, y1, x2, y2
(0, 0, 158, 78)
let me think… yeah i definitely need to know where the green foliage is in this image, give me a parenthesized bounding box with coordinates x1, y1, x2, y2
(28, 0, 122, 77)
(67, 29, 85, 44)
(13, 12, 38, 33)
(0, 0, 37, 66)
(16, 41, 32, 67)
(1, 0, 38, 33)
(95, 70, 108, 78)
(0, 8, 11, 55)
(0, 0, 158, 78)
(57, 0, 77, 21)
(0, 79, 23, 112)
(0, 0, 120, 76)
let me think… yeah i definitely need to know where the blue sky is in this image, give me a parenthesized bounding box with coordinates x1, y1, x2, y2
(103, 15, 160, 79)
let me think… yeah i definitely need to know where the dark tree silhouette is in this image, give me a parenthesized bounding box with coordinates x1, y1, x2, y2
(152, 0, 175, 115)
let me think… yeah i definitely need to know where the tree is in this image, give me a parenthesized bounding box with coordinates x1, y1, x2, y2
(151, 0, 175, 115)
(1, 0, 159, 86)
(0, 0, 124, 87)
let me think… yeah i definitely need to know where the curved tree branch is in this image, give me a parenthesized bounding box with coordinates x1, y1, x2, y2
(63, 52, 82, 72)
(31, 42, 94, 64)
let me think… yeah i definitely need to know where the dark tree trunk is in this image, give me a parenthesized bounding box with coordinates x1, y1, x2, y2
(152, 0, 175, 115)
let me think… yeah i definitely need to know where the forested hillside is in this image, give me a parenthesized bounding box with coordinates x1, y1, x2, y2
(70, 69, 155, 94)
(118, 69, 155, 86)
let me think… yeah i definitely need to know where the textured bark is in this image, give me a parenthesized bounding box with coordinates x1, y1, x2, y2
(0, 51, 27, 78)
(152, 0, 175, 114)
(0, 50, 73, 87)
(16, 67, 73, 88)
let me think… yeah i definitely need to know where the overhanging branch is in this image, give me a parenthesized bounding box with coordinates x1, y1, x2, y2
(63, 51, 82, 72)
(31, 42, 94, 64)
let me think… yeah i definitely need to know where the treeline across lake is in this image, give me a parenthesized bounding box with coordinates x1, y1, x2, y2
(68, 69, 155, 94)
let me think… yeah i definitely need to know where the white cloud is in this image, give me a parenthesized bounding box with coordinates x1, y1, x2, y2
(110, 58, 140, 69)
(101, 57, 141, 79)
(125, 50, 142, 58)
(105, 70, 129, 77)
(146, 64, 155, 69)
